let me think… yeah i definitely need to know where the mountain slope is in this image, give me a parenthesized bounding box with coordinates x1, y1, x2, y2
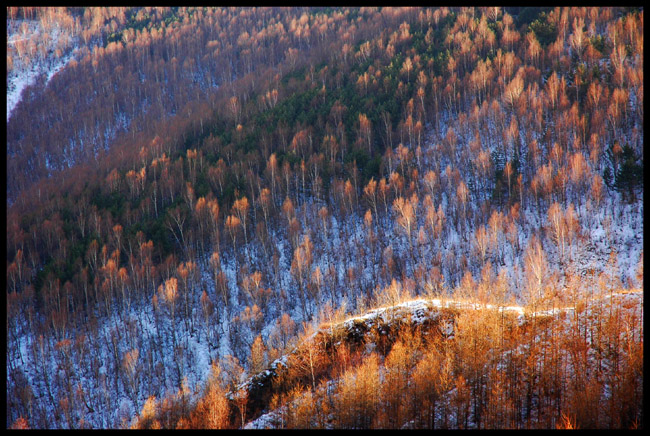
(6, 6, 643, 429)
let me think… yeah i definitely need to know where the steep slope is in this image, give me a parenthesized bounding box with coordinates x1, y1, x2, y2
(127, 289, 642, 429)
(6, 6, 643, 429)
(242, 290, 643, 429)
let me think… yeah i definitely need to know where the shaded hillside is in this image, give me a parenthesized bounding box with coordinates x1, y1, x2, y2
(6, 6, 643, 429)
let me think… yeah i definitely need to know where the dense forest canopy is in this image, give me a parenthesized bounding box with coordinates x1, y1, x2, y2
(6, 6, 643, 429)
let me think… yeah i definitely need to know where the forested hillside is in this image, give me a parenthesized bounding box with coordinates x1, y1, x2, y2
(6, 6, 643, 429)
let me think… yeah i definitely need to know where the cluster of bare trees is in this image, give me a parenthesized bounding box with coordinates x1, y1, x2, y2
(8, 6, 406, 201)
(6, 6, 643, 429)
(128, 273, 642, 429)
(312, 285, 642, 429)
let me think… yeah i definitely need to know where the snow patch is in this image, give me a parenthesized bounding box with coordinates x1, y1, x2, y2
(7, 19, 78, 122)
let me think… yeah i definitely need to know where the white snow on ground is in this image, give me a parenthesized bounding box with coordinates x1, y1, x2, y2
(7, 51, 74, 122)
(339, 289, 642, 333)
(6, 12, 643, 425)
(7, 63, 40, 121)
(244, 409, 283, 429)
(7, 19, 78, 121)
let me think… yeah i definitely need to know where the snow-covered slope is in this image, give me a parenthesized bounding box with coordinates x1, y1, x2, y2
(7, 19, 77, 121)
